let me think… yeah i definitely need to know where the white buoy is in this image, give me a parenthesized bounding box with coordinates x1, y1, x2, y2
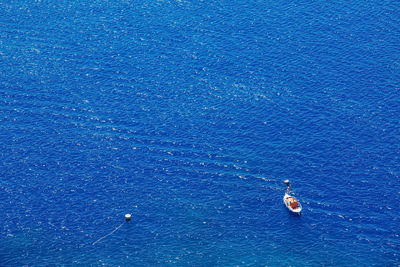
(284, 179, 290, 184)
(125, 214, 131, 222)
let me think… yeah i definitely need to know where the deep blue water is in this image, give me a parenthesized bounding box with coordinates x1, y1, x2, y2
(1, 0, 399, 265)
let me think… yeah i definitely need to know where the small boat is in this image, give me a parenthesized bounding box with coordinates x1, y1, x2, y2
(283, 193, 302, 214)
(283, 179, 302, 214)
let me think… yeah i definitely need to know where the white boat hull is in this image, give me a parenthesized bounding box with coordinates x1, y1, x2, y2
(283, 193, 302, 214)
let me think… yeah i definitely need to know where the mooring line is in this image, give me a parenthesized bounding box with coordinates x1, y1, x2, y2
(92, 222, 125, 245)
(93, 214, 131, 245)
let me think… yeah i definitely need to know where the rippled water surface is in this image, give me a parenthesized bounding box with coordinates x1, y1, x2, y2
(1, 0, 399, 265)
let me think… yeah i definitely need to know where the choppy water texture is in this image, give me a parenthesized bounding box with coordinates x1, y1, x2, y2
(1, 0, 399, 265)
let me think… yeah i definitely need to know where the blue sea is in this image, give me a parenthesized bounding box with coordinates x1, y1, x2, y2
(1, 0, 399, 265)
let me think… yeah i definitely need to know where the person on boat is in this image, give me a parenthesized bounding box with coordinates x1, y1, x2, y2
(285, 182, 291, 194)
